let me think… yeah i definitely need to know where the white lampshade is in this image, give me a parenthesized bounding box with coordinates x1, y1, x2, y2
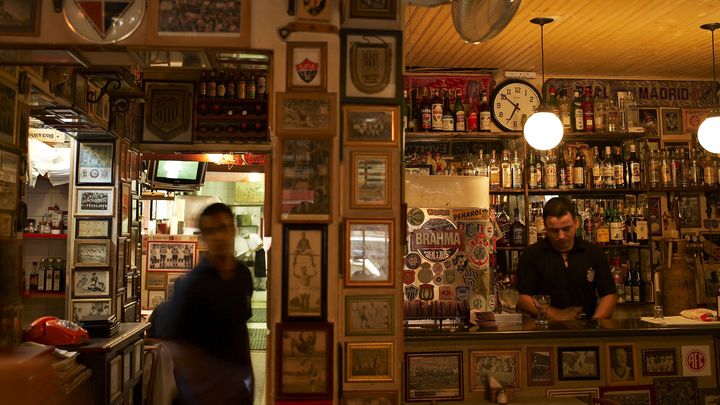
(523, 110, 564, 150)
(698, 114, 720, 153)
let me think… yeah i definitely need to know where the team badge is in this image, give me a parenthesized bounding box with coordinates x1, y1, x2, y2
(295, 58, 319, 83)
(64, 0, 145, 43)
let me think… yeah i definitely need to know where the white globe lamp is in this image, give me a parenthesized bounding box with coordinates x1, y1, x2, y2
(699, 23, 720, 153)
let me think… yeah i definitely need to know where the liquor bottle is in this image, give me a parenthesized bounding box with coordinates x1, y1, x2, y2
(548, 87, 561, 118)
(594, 98, 607, 131)
(30, 261, 38, 292)
(581, 86, 595, 132)
(511, 208, 526, 246)
(216, 71, 226, 98)
(625, 92, 639, 128)
(257, 74, 267, 98)
(402, 89, 410, 132)
(636, 207, 649, 243)
(462, 154, 474, 176)
(592, 146, 603, 188)
(511, 149, 523, 189)
(679, 148, 689, 187)
(558, 145, 570, 190)
(475, 150, 488, 177)
(479, 92, 491, 132)
(572, 89, 584, 132)
(606, 99, 620, 132)
(199, 70, 207, 97)
(613, 146, 625, 188)
(420, 87, 432, 132)
(247, 74, 257, 99)
(467, 96, 479, 131)
(648, 149, 661, 188)
(527, 212, 538, 245)
(626, 144, 642, 188)
(644, 272, 655, 304)
(611, 257, 625, 303)
(37, 258, 46, 291)
(544, 149, 558, 189)
(625, 262, 634, 303)
(689, 148, 702, 187)
(535, 202, 546, 240)
(595, 206, 610, 245)
(559, 89, 572, 133)
(573, 147, 587, 189)
(632, 264, 642, 303)
(669, 149, 680, 187)
(496, 203, 512, 246)
(44, 259, 53, 293)
(431, 89, 443, 131)
(207, 70, 217, 98)
(660, 149, 672, 187)
(535, 151, 544, 188)
(704, 150, 718, 186)
(237, 72, 247, 99)
(500, 149, 512, 189)
(51, 258, 61, 292)
(489, 150, 501, 189)
(226, 71, 236, 98)
(441, 90, 454, 132)
(454, 89, 466, 132)
(528, 150, 537, 189)
(609, 205, 624, 245)
(582, 202, 595, 243)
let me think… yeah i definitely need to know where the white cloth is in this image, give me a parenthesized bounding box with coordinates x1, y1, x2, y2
(143, 342, 177, 405)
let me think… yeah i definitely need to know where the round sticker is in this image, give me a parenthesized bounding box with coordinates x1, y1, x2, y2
(403, 269, 416, 285)
(407, 208, 425, 226)
(405, 253, 422, 270)
(417, 267, 433, 284)
(433, 274, 444, 285)
(432, 263, 444, 274)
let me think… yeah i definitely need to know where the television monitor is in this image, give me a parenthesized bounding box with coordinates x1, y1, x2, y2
(147, 160, 207, 191)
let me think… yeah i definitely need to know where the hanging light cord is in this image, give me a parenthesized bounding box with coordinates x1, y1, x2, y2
(540, 23, 545, 89)
(713, 27, 717, 106)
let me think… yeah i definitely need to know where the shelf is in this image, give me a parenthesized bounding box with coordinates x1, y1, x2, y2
(405, 131, 646, 143)
(649, 186, 720, 193)
(490, 188, 524, 195)
(495, 245, 525, 251)
(22, 291, 65, 299)
(23, 233, 67, 240)
(528, 188, 645, 195)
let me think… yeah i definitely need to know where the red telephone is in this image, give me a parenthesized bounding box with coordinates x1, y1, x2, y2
(25, 316, 89, 346)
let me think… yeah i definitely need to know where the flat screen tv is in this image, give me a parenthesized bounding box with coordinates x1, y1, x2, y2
(147, 160, 207, 191)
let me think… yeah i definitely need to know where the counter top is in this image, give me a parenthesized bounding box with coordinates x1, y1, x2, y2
(404, 317, 720, 341)
(59, 322, 150, 353)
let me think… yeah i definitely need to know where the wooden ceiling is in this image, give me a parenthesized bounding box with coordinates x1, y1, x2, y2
(404, 0, 720, 79)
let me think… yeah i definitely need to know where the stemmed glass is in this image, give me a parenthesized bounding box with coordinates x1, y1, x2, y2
(532, 294, 551, 326)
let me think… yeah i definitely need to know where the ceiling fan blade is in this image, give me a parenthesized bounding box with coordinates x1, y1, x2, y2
(452, 0, 522, 43)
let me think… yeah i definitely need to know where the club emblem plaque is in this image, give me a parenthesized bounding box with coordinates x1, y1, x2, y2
(349, 40, 392, 94)
(146, 84, 190, 141)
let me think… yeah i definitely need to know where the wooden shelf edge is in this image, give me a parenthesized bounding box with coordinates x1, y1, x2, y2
(23, 233, 68, 240)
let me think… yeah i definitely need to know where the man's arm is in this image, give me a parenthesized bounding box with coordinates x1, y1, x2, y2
(592, 293, 617, 320)
(518, 293, 582, 321)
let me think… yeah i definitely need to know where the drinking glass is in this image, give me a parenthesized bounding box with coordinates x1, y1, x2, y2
(533, 294, 551, 326)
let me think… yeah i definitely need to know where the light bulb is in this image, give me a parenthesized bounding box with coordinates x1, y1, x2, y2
(698, 114, 720, 153)
(523, 111, 564, 150)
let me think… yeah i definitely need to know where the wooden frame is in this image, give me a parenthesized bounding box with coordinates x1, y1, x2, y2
(527, 346, 554, 386)
(660, 107, 683, 136)
(120, 182, 131, 236)
(72, 268, 112, 298)
(0, 149, 19, 211)
(641, 348, 677, 376)
(147, 290, 166, 309)
(600, 385, 656, 404)
(278, 137, 333, 223)
(350, 151, 392, 209)
(74, 240, 112, 267)
(653, 377, 698, 405)
(0, 1, 41, 36)
(275, 322, 333, 400)
(145, 272, 167, 291)
(342, 391, 397, 405)
(683, 108, 713, 134)
(343, 105, 399, 146)
(699, 388, 720, 405)
(679, 194, 701, 228)
(469, 350, 520, 392)
(340, 29, 402, 104)
(345, 218, 394, 287)
(0, 79, 17, 148)
(405, 352, 463, 402)
(605, 343, 638, 385)
(345, 295, 394, 336)
(109, 354, 122, 402)
(346, 342, 394, 382)
(557, 346, 600, 381)
(71, 299, 111, 322)
(349, 0, 397, 20)
(16, 100, 28, 151)
(404, 164, 434, 176)
(75, 187, 114, 216)
(146, 240, 197, 272)
(546, 388, 599, 401)
(638, 107, 659, 136)
(286, 42, 327, 92)
(296, 0, 331, 23)
(275, 92, 337, 137)
(116, 237, 126, 291)
(282, 224, 327, 322)
(76, 141, 114, 185)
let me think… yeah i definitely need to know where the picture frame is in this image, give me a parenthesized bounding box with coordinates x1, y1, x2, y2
(74, 240, 112, 267)
(546, 388, 599, 402)
(350, 151, 392, 210)
(654, 377, 698, 405)
(469, 350, 520, 392)
(345, 219, 394, 287)
(147, 290, 166, 309)
(343, 105, 399, 146)
(679, 194, 701, 228)
(282, 224, 327, 322)
(118, 141, 128, 182)
(660, 107, 683, 136)
(641, 348, 677, 376)
(404, 164, 434, 176)
(342, 391, 397, 405)
(116, 237, 126, 291)
(71, 299, 111, 322)
(275, 322, 333, 400)
(76, 141, 114, 186)
(145, 272, 167, 291)
(132, 340, 143, 378)
(16, 101, 28, 151)
(600, 385, 656, 405)
(0, 79, 17, 148)
(142, 81, 194, 144)
(606, 343, 638, 385)
(346, 342, 394, 382)
(72, 268, 111, 298)
(557, 346, 600, 381)
(275, 92, 337, 137)
(527, 346, 554, 386)
(109, 355, 122, 402)
(279, 137, 332, 223)
(123, 300, 138, 322)
(75, 187, 114, 216)
(0, 1, 41, 36)
(405, 352, 463, 402)
(0, 150, 19, 211)
(638, 107, 659, 136)
(286, 42, 327, 92)
(146, 241, 197, 272)
(340, 29, 402, 104)
(683, 108, 713, 134)
(699, 388, 720, 405)
(120, 182, 131, 236)
(345, 295, 394, 336)
(296, 0, 331, 23)
(349, 0, 397, 20)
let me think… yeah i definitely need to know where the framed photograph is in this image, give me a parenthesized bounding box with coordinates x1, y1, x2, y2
(145, 272, 167, 291)
(639, 107, 659, 136)
(143, 81, 194, 144)
(75, 187, 114, 216)
(120, 182, 131, 235)
(469, 350, 520, 392)
(76, 141, 114, 186)
(699, 388, 720, 405)
(275, 92, 337, 136)
(276, 322, 333, 400)
(405, 164, 434, 176)
(342, 391, 396, 405)
(345, 295, 394, 336)
(282, 224, 327, 322)
(116, 237, 126, 290)
(606, 343, 638, 385)
(557, 346, 600, 381)
(654, 377, 698, 405)
(546, 388, 599, 402)
(16, 101, 28, 151)
(146, 241, 197, 272)
(147, 290, 166, 309)
(74, 240, 112, 267)
(234, 181, 265, 205)
(340, 29, 402, 104)
(648, 197, 662, 235)
(287, 42, 327, 92)
(527, 347, 554, 386)
(683, 108, 713, 134)
(600, 385, 656, 405)
(0, 1, 41, 36)
(345, 219, 394, 287)
(660, 107, 683, 136)
(343, 105, 399, 146)
(350, 151, 392, 210)
(279, 137, 332, 222)
(71, 299, 111, 322)
(109, 355, 122, 402)
(346, 342, 393, 382)
(349, 0, 397, 19)
(679, 194, 701, 228)
(704, 266, 720, 303)
(641, 348, 677, 376)
(405, 352, 463, 402)
(72, 268, 111, 298)
(0, 80, 17, 148)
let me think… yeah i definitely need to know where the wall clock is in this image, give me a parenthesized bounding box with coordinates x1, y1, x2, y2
(490, 80, 541, 132)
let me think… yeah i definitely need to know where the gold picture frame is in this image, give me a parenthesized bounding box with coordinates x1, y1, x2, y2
(350, 151, 392, 210)
(74, 240, 112, 267)
(606, 343, 638, 385)
(469, 350, 520, 392)
(286, 42, 327, 92)
(342, 105, 399, 146)
(278, 137, 333, 223)
(275, 92, 337, 137)
(345, 342, 394, 382)
(344, 218, 394, 287)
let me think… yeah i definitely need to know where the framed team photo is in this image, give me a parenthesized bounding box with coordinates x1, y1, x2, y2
(146, 241, 197, 272)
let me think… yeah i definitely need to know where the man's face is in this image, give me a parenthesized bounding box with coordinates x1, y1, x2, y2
(200, 213, 235, 258)
(614, 348, 627, 367)
(544, 213, 577, 253)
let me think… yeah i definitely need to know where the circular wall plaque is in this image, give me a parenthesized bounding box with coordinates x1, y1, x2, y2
(63, 0, 146, 44)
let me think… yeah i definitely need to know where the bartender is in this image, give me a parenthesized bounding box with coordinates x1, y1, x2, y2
(516, 197, 617, 320)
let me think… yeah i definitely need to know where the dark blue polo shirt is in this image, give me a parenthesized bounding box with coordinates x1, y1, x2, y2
(517, 237, 615, 317)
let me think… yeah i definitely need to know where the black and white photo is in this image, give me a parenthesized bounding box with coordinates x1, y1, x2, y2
(76, 188, 114, 216)
(72, 268, 111, 298)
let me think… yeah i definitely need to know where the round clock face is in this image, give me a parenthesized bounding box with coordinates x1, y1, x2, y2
(490, 80, 542, 132)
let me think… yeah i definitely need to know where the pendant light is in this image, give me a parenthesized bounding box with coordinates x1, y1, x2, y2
(698, 22, 720, 153)
(523, 17, 563, 151)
